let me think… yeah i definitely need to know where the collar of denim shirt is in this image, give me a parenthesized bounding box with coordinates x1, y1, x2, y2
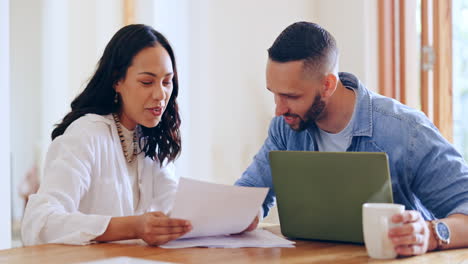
(338, 72, 373, 138)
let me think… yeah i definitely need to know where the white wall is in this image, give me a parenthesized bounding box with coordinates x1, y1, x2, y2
(69, 0, 123, 98)
(314, 0, 378, 91)
(0, 0, 11, 250)
(40, 0, 69, 159)
(10, 0, 43, 222)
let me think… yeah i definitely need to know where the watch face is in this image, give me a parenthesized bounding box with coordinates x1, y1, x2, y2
(436, 222, 450, 241)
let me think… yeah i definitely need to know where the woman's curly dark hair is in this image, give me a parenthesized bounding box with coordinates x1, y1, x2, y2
(51, 24, 181, 166)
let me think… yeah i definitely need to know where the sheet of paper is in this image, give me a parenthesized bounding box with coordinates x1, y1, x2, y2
(79, 256, 173, 264)
(160, 229, 295, 249)
(170, 178, 268, 239)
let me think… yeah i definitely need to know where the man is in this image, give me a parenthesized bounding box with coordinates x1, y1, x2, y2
(236, 22, 468, 256)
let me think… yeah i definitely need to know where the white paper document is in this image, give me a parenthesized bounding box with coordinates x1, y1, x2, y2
(170, 178, 269, 239)
(160, 229, 295, 249)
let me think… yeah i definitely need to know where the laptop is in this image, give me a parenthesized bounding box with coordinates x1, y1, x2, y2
(269, 151, 394, 243)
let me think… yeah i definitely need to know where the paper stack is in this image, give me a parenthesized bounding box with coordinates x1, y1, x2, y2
(160, 228, 295, 249)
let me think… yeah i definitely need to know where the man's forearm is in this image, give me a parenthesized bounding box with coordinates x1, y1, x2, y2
(428, 213, 468, 251)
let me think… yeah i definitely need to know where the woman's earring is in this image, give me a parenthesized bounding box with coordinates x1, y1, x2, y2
(114, 93, 119, 104)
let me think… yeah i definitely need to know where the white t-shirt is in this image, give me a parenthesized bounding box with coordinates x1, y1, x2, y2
(316, 89, 356, 152)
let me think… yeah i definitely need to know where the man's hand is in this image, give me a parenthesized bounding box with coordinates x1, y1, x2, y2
(241, 215, 259, 233)
(388, 210, 430, 256)
(135, 211, 192, 246)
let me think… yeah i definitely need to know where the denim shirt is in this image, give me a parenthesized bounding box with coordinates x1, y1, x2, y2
(235, 72, 468, 220)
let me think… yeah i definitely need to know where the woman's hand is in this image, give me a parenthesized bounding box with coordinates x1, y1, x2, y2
(135, 211, 192, 246)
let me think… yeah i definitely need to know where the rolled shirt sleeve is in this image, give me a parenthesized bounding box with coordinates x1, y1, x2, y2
(410, 121, 468, 219)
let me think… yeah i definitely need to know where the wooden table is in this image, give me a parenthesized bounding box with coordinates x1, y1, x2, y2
(1, 226, 467, 264)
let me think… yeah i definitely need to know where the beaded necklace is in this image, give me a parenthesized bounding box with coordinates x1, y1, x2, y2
(112, 113, 138, 163)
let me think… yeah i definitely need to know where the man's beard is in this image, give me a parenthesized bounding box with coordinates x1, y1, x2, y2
(285, 95, 326, 131)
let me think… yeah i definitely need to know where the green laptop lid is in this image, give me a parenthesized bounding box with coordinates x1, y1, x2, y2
(269, 151, 394, 243)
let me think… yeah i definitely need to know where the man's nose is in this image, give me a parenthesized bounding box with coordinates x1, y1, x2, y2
(275, 97, 288, 116)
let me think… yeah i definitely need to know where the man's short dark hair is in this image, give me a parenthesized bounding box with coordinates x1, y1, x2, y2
(268, 22, 338, 76)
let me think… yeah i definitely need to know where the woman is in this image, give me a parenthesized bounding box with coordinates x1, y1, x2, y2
(22, 24, 192, 246)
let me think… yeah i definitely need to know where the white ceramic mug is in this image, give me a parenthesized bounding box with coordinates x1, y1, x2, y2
(362, 203, 405, 259)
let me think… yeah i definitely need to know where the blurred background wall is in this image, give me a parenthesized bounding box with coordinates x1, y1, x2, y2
(1, 0, 11, 250)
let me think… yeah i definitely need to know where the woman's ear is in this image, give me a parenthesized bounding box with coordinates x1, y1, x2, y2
(114, 80, 122, 93)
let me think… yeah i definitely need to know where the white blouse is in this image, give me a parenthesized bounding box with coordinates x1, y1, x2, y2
(21, 114, 179, 246)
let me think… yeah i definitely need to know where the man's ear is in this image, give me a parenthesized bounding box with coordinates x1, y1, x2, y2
(322, 73, 338, 99)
